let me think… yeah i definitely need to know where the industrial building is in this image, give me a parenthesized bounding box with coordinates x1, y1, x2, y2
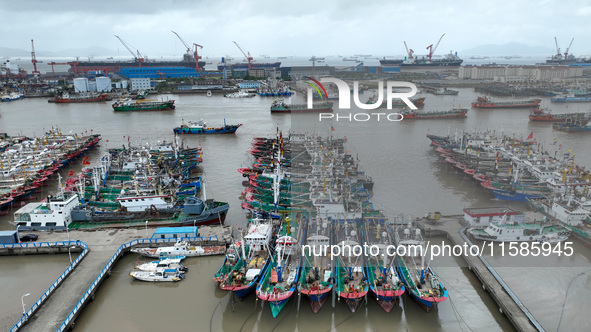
(459, 65, 583, 82)
(73, 77, 112, 93)
(130, 78, 151, 91)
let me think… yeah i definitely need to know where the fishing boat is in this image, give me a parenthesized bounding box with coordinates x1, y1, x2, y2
(136, 90, 149, 100)
(0, 92, 24, 102)
(256, 222, 302, 317)
(392, 221, 448, 312)
(401, 108, 468, 119)
(219, 218, 275, 298)
(112, 98, 175, 111)
(529, 108, 591, 123)
(129, 267, 185, 282)
(134, 257, 188, 272)
(481, 179, 547, 202)
(224, 90, 256, 98)
(471, 96, 541, 109)
(552, 119, 591, 132)
(130, 240, 225, 258)
(173, 120, 242, 134)
(298, 216, 334, 313)
(213, 241, 247, 284)
(270, 99, 333, 113)
(468, 218, 570, 243)
(363, 216, 405, 312)
(334, 219, 368, 313)
(50, 92, 111, 103)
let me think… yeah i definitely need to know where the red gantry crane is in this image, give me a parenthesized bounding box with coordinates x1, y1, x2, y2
(30, 39, 40, 75)
(233, 41, 253, 68)
(426, 33, 445, 62)
(115, 35, 144, 66)
(171, 30, 203, 70)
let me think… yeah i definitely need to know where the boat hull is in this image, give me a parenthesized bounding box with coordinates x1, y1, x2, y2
(173, 125, 242, 134)
(300, 287, 332, 313)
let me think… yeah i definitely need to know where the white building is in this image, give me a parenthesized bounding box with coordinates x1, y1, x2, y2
(459, 65, 583, 82)
(130, 78, 151, 91)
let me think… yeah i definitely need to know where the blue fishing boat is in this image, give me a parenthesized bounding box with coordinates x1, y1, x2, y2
(173, 120, 242, 134)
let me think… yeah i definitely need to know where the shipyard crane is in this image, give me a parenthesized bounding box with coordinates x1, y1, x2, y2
(171, 30, 203, 70)
(426, 34, 445, 62)
(233, 41, 253, 68)
(564, 38, 574, 60)
(115, 35, 144, 66)
(403, 41, 414, 60)
(553, 37, 562, 60)
(30, 39, 40, 75)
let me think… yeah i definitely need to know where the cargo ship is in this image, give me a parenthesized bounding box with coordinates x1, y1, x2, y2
(552, 119, 591, 132)
(366, 96, 426, 108)
(380, 53, 463, 67)
(551, 96, 591, 103)
(70, 57, 206, 74)
(270, 99, 333, 113)
(529, 108, 590, 123)
(173, 120, 242, 134)
(112, 99, 175, 111)
(217, 62, 281, 71)
(471, 96, 541, 109)
(401, 108, 468, 119)
(49, 92, 112, 103)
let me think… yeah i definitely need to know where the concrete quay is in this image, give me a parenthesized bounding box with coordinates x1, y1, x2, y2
(6, 226, 231, 332)
(417, 216, 542, 332)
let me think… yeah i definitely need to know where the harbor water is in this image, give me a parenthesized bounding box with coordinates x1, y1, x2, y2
(1, 89, 590, 331)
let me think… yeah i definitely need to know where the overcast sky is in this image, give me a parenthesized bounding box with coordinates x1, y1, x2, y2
(2, 0, 591, 58)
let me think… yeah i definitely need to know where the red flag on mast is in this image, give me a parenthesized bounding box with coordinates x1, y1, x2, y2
(527, 131, 533, 140)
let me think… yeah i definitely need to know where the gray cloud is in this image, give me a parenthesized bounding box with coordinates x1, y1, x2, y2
(2, 0, 590, 58)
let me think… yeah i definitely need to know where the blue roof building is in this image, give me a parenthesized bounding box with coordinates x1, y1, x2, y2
(151, 227, 198, 239)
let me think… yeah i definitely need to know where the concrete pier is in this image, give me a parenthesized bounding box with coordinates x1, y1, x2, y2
(7, 226, 231, 332)
(417, 216, 542, 332)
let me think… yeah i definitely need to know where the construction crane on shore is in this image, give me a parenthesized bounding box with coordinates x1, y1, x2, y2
(233, 41, 253, 68)
(115, 35, 144, 66)
(403, 41, 414, 61)
(553, 37, 562, 60)
(171, 30, 203, 70)
(30, 39, 40, 75)
(564, 38, 574, 60)
(426, 34, 445, 62)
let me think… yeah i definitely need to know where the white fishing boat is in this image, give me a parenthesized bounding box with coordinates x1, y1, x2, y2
(129, 267, 185, 282)
(134, 257, 188, 272)
(468, 215, 570, 243)
(130, 240, 225, 258)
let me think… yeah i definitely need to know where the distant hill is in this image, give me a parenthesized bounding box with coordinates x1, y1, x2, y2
(0, 46, 117, 58)
(461, 43, 554, 56)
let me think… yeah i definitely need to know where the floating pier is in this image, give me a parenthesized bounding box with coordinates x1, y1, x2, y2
(5, 226, 231, 332)
(417, 216, 543, 332)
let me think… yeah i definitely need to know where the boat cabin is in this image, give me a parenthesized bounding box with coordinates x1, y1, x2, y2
(463, 206, 524, 226)
(13, 192, 80, 230)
